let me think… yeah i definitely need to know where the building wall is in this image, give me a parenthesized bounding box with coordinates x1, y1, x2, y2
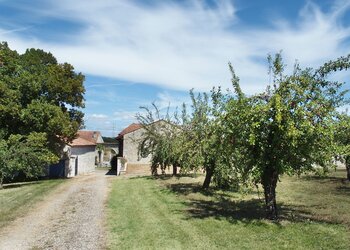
(102, 145, 118, 162)
(95, 134, 105, 164)
(96, 134, 104, 143)
(71, 146, 96, 175)
(66, 156, 77, 177)
(123, 128, 152, 164)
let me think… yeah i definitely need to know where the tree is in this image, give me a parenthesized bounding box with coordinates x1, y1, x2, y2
(224, 53, 350, 219)
(137, 89, 228, 189)
(137, 104, 181, 175)
(0, 42, 84, 147)
(0, 133, 58, 188)
(0, 42, 85, 183)
(187, 89, 228, 189)
(334, 113, 350, 181)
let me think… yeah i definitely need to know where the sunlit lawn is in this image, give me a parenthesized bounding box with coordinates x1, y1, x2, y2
(107, 169, 350, 249)
(0, 179, 65, 228)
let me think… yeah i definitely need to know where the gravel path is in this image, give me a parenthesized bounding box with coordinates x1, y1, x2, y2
(0, 170, 114, 250)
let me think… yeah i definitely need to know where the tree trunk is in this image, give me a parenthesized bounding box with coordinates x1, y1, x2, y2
(202, 167, 214, 189)
(261, 166, 279, 220)
(161, 164, 166, 175)
(151, 164, 158, 176)
(346, 157, 350, 181)
(172, 165, 177, 176)
(0, 173, 3, 190)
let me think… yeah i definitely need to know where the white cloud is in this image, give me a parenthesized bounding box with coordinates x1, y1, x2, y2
(1, 0, 350, 94)
(89, 114, 108, 119)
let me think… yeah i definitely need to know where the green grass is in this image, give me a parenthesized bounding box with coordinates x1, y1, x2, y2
(95, 166, 111, 171)
(107, 169, 350, 249)
(0, 179, 65, 228)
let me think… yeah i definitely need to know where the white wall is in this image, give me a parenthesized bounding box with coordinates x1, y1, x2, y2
(71, 146, 96, 175)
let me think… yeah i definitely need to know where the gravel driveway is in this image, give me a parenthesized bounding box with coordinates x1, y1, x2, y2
(0, 169, 114, 250)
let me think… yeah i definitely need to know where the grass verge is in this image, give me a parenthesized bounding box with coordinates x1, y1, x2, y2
(107, 170, 350, 249)
(95, 166, 111, 171)
(0, 179, 65, 228)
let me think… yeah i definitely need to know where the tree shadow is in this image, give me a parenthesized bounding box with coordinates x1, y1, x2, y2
(129, 173, 199, 181)
(301, 175, 344, 183)
(336, 185, 350, 194)
(186, 197, 266, 224)
(2, 181, 41, 189)
(301, 169, 348, 182)
(167, 182, 226, 197)
(166, 181, 346, 226)
(301, 173, 350, 196)
(129, 175, 154, 180)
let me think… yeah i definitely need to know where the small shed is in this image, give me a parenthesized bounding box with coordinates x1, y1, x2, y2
(68, 136, 97, 177)
(48, 131, 102, 178)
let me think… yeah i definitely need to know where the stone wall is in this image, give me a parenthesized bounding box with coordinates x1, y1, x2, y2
(123, 128, 152, 164)
(125, 163, 151, 175)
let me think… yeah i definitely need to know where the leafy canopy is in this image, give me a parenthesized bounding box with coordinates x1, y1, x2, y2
(0, 42, 85, 185)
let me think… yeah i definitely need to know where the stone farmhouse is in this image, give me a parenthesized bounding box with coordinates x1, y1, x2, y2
(116, 123, 151, 165)
(116, 120, 171, 175)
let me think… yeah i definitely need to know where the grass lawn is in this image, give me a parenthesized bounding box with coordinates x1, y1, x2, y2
(95, 166, 111, 171)
(107, 169, 350, 249)
(0, 179, 65, 228)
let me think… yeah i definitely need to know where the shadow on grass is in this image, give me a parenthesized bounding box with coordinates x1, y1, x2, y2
(301, 169, 348, 182)
(186, 197, 266, 223)
(301, 175, 344, 183)
(166, 182, 345, 226)
(336, 185, 350, 194)
(129, 173, 199, 180)
(166, 182, 232, 197)
(2, 181, 41, 189)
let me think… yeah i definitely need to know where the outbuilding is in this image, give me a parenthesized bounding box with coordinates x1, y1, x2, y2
(49, 130, 103, 178)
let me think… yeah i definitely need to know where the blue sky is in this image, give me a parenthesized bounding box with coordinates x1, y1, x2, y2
(1, 0, 350, 136)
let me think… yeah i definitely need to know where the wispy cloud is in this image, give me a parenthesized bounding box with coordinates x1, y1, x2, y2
(0, 26, 31, 35)
(86, 83, 126, 88)
(89, 114, 108, 119)
(155, 91, 189, 110)
(1, 0, 350, 94)
(113, 110, 138, 121)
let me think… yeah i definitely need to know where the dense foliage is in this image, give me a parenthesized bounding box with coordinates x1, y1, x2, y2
(223, 54, 349, 219)
(335, 113, 350, 181)
(0, 42, 85, 187)
(138, 53, 350, 219)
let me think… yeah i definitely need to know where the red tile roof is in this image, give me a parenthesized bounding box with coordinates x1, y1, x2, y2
(70, 130, 101, 147)
(116, 123, 142, 139)
(70, 137, 96, 147)
(77, 131, 102, 144)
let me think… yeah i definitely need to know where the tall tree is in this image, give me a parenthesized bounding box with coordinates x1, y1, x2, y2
(0, 42, 85, 146)
(224, 53, 350, 219)
(0, 42, 85, 183)
(188, 89, 227, 189)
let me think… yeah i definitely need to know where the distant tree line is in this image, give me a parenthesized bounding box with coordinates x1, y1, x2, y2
(0, 42, 85, 188)
(137, 52, 350, 220)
